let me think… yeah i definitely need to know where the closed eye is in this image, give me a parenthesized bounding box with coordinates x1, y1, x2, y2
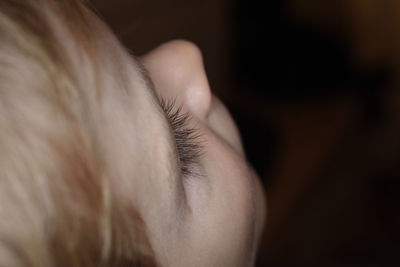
(129, 57, 204, 179)
(159, 97, 204, 179)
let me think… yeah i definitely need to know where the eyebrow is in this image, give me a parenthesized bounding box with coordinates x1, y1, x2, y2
(131, 57, 158, 99)
(129, 57, 196, 218)
(130, 56, 172, 133)
(130, 57, 171, 122)
(130, 56, 181, 182)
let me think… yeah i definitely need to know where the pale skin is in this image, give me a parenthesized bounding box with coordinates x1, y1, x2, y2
(79, 7, 266, 266)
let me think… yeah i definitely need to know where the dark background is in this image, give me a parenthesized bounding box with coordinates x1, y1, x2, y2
(91, 0, 400, 265)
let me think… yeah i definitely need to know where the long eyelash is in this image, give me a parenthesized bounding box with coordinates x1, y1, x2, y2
(159, 97, 203, 178)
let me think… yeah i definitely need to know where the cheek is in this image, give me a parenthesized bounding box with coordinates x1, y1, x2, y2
(207, 96, 244, 155)
(184, 131, 256, 266)
(207, 143, 256, 241)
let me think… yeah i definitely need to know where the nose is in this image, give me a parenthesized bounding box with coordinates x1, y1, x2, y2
(139, 40, 212, 120)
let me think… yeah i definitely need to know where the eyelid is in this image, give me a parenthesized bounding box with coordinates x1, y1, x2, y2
(131, 56, 204, 179)
(159, 97, 204, 179)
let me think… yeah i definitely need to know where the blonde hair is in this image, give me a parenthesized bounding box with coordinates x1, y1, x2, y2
(0, 0, 156, 266)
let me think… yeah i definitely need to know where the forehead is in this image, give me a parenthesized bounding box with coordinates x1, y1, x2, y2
(46, 1, 150, 107)
(40, 0, 180, 211)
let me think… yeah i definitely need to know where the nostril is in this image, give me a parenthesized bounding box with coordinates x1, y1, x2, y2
(139, 40, 211, 119)
(165, 40, 203, 61)
(186, 78, 212, 120)
(165, 41, 211, 120)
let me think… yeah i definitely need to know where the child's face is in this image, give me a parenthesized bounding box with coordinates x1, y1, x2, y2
(89, 13, 266, 267)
